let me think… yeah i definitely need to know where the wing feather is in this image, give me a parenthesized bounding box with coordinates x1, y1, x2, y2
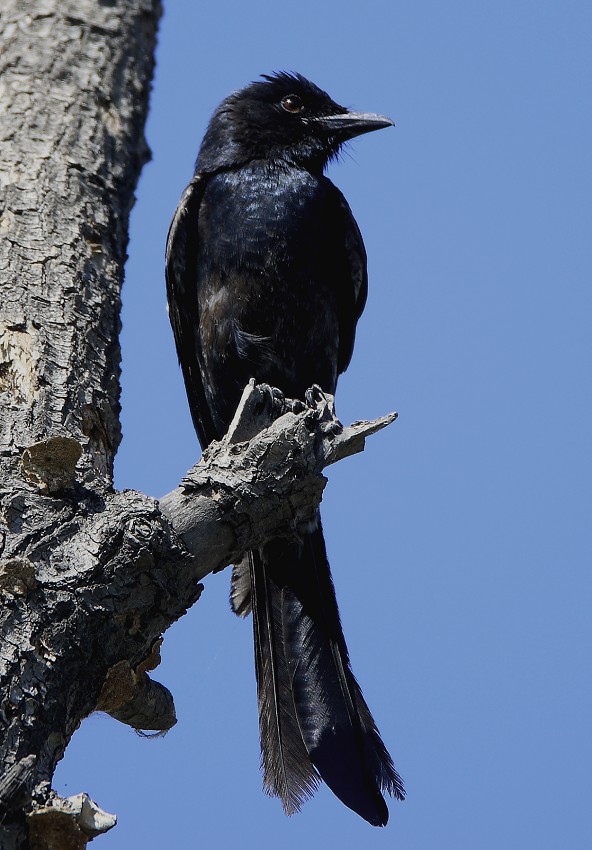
(330, 187, 369, 375)
(165, 175, 218, 446)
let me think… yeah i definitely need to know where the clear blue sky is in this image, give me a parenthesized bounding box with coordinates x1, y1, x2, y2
(55, 2, 592, 848)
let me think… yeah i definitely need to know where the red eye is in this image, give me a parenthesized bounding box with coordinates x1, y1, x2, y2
(281, 94, 304, 114)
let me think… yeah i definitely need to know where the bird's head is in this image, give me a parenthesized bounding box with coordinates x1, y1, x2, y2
(196, 72, 393, 173)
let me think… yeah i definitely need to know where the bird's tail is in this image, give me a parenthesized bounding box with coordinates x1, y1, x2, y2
(231, 520, 405, 826)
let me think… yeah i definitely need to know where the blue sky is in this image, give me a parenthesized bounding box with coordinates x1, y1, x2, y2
(55, 1, 592, 848)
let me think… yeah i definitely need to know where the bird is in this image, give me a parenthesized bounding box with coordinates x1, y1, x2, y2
(166, 71, 404, 826)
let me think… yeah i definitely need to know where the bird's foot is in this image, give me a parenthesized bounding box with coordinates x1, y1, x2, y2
(254, 384, 286, 419)
(225, 381, 290, 444)
(305, 384, 334, 413)
(256, 384, 308, 418)
(304, 385, 342, 435)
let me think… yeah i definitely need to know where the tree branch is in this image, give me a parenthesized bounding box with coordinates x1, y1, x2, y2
(160, 381, 397, 573)
(1, 379, 395, 849)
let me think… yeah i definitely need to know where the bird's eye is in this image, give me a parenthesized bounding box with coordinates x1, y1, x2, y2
(281, 94, 304, 114)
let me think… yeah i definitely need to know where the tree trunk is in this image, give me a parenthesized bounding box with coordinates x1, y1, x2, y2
(0, 5, 396, 848)
(0, 3, 162, 847)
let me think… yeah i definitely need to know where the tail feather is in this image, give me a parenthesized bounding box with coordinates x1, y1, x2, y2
(230, 557, 252, 617)
(249, 521, 404, 825)
(250, 550, 320, 814)
(301, 528, 405, 803)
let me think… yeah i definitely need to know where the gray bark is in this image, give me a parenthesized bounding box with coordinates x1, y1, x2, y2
(0, 4, 397, 848)
(0, 0, 157, 482)
(1, 2, 162, 847)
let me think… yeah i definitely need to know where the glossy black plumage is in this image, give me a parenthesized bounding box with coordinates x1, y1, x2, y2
(166, 72, 404, 825)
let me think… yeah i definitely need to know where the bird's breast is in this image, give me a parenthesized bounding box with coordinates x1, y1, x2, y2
(202, 166, 326, 260)
(196, 165, 342, 403)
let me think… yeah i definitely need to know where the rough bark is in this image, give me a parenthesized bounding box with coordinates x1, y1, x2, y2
(0, 2, 162, 847)
(0, 0, 158, 482)
(0, 4, 397, 849)
(0, 382, 395, 850)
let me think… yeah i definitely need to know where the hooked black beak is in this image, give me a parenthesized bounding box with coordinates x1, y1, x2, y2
(305, 111, 394, 141)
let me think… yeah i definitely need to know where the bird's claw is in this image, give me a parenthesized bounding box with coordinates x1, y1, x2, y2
(254, 384, 287, 419)
(303, 385, 341, 435)
(305, 385, 335, 415)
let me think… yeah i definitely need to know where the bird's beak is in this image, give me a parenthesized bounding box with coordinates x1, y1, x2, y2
(306, 111, 394, 141)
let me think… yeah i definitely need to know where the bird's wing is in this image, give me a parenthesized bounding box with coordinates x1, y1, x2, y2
(331, 188, 369, 376)
(165, 174, 217, 447)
